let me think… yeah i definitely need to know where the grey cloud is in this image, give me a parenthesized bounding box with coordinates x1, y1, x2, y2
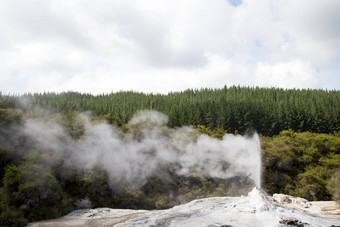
(277, 0, 340, 60)
(2, 0, 92, 49)
(105, 3, 208, 68)
(291, 1, 340, 40)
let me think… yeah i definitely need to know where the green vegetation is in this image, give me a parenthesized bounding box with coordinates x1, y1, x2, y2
(0, 87, 339, 226)
(1, 86, 339, 136)
(262, 130, 339, 201)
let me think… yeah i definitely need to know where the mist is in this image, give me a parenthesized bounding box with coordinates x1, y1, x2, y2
(21, 110, 261, 188)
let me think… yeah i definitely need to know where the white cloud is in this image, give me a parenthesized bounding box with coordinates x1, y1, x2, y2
(0, 0, 339, 94)
(254, 60, 319, 89)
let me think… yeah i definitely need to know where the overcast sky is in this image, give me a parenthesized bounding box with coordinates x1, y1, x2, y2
(0, 0, 339, 94)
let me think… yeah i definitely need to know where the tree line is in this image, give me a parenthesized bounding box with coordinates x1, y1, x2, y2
(1, 86, 339, 136)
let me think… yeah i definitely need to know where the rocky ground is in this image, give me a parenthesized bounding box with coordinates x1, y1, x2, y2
(28, 188, 340, 227)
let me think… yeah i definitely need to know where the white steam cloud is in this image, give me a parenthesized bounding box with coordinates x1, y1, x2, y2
(23, 110, 261, 188)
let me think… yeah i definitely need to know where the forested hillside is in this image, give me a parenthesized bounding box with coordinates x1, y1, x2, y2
(0, 87, 339, 226)
(1, 86, 339, 136)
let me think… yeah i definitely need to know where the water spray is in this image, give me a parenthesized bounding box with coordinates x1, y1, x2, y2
(253, 132, 262, 189)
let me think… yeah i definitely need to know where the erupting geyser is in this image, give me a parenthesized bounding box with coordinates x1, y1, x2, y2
(253, 133, 262, 189)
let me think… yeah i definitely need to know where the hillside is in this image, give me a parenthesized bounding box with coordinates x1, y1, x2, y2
(0, 88, 339, 226)
(1, 86, 339, 136)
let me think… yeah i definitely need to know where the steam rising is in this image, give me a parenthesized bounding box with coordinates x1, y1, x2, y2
(23, 110, 261, 188)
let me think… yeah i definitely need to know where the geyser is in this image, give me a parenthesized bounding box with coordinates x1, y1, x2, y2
(253, 133, 262, 189)
(22, 110, 263, 188)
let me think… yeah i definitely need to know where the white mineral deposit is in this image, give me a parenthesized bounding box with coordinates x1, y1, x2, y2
(29, 187, 340, 227)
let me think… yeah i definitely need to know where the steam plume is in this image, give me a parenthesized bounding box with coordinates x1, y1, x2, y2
(22, 110, 261, 188)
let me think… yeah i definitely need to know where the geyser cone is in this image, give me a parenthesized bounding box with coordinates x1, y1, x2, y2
(247, 187, 276, 212)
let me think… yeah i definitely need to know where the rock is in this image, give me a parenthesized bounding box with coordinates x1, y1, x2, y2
(279, 218, 307, 227)
(28, 188, 340, 227)
(272, 193, 312, 209)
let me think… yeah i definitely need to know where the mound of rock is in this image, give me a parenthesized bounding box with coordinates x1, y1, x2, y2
(28, 188, 340, 227)
(271, 193, 321, 213)
(272, 193, 311, 208)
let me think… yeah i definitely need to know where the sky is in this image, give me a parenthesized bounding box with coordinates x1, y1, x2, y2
(0, 0, 339, 94)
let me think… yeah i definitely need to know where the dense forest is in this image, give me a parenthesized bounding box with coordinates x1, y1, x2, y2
(1, 86, 339, 136)
(0, 87, 339, 226)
